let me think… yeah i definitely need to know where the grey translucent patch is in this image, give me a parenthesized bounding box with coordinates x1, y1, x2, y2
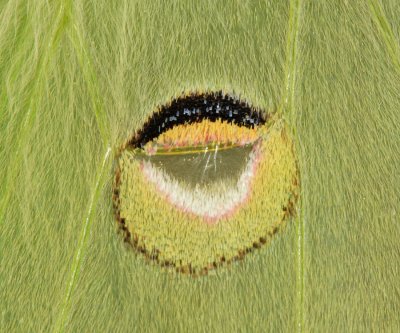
(132, 144, 255, 188)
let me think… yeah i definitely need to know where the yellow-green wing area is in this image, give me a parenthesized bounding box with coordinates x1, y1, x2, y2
(1, 1, 399, 332)
(296, 2, 400, 331)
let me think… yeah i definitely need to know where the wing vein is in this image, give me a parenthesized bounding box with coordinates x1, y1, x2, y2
(367, 0, 400, 73)
(282, 0, 304, 331)
(53, 146, 111, 333)
(0, 2, 71, 224)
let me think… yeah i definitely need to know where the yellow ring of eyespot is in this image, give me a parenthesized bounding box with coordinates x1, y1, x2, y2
(114, 116, 299, 275)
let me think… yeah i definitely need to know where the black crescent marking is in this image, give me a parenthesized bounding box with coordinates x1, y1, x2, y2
(129, 91, 267, 148)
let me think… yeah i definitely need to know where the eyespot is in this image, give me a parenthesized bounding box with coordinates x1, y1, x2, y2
(113, 91, 299, 275)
